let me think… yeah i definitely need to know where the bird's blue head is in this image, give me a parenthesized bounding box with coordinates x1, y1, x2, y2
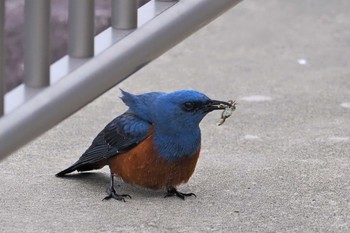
(120, 89, 231, 131)
(150, 90, 231, 134)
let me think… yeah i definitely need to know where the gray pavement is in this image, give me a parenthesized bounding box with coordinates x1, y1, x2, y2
(1, 0, 350, 232)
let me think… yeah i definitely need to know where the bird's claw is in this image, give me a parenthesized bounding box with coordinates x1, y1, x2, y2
(103, 187, 131, 201)
(218, 100, 237, 126)
(164, 187, 196, 200)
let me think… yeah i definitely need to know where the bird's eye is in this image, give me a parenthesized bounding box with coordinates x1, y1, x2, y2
(183, 102, 195, 111)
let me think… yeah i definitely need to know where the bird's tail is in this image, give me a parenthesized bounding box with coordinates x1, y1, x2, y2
(56, 160, 105, 177)
(55, 163, 80, 177)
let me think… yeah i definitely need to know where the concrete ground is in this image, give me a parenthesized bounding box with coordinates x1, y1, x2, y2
(1, 0, 350, 232)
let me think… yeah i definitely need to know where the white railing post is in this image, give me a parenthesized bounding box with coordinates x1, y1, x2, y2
(68, 0, 95, 58)
(24, 0, 51, 88)
(112, 0, 138, 30)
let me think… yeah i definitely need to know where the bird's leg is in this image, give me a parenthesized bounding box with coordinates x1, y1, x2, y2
(103, 173, 131, 201)
(164, 187, 196, 200)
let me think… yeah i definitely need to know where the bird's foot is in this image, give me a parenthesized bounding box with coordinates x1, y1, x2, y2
(103, 187, 131, 202)
(164, 187, 196, 200)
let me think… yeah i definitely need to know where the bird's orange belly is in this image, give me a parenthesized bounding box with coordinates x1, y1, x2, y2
(108, 135, 200, 190)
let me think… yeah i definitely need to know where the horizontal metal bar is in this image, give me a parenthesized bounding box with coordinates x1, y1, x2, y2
(112, 0, 138, 29)
(68, 0, 95, 58)
(24, 0, 50, 88)
(0, 0, 242, 160)
(0, 0, 4, 116)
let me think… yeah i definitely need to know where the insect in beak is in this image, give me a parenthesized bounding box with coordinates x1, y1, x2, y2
(217, 100, 237, 126)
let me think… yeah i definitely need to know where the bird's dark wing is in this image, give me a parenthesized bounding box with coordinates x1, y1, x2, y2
(56, 112, 151, 176)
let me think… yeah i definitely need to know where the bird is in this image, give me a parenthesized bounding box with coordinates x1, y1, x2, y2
(56, 89, 233, 201)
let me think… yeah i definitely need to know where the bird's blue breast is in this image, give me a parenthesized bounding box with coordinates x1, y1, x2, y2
(153, 128, 201, 162)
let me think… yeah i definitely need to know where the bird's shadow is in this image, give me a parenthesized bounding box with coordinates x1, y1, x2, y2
(57, 172, 166, 199)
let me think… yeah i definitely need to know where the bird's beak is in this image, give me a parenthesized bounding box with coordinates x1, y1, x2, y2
(203, 99, 233, 112)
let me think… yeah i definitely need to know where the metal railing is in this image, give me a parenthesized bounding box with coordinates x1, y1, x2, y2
(0, 0, 242, 160)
